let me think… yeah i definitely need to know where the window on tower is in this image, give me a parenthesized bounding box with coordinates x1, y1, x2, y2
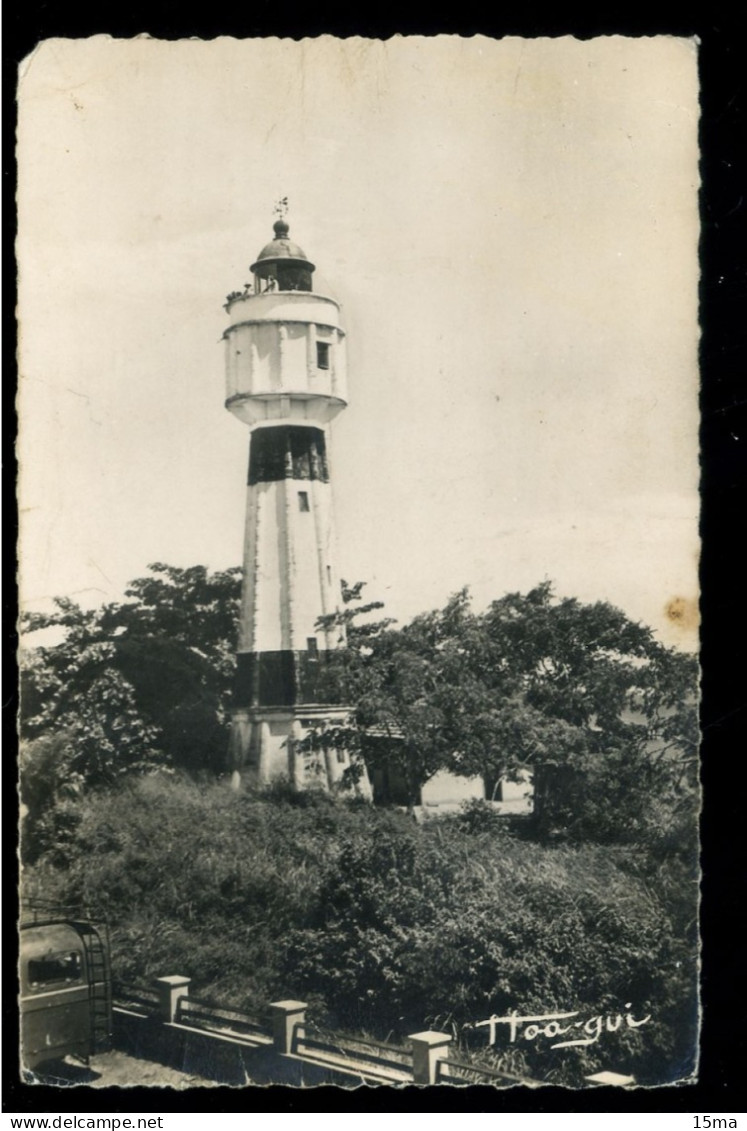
(307, 637, 318, 656)
(298, 491, 310, 511)
(316, 342, 330, 370)
(249, 427, 329, 485)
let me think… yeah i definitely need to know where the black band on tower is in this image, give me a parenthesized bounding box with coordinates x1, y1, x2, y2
(233, 650, 337, 708)
(248, 426, 329, 485)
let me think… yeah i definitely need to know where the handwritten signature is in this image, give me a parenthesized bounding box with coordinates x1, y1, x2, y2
(471, 1004, 651, 1050)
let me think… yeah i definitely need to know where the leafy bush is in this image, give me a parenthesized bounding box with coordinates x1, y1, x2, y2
(281, 818, 696, 1083)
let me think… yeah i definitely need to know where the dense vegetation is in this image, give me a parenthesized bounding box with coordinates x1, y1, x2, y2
(19, 563, 699, 1086)
(23, 774, 698, 1087)
(20, 565, 241, 858)
(313, 580, 698, 848)
(21, 565, 698, 849)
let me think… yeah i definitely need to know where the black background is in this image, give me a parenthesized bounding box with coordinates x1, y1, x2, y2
(4, 2, 745, 1115)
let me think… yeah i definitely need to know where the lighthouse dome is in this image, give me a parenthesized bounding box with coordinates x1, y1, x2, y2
(250, 220, 315, 291)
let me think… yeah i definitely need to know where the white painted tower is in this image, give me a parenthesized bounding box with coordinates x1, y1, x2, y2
(223, 217, 369, 793)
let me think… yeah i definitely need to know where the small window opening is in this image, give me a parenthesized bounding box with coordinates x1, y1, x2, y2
(336, 750, 346, 765)
(326, 565, 332, 585)
(298, 491, 310, 512)
(316, 342, 330, 370)
(28, 952, 82, 988)
(307, 637, 318, 656)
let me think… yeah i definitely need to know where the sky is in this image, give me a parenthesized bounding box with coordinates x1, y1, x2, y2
(17, 35, 700, 649)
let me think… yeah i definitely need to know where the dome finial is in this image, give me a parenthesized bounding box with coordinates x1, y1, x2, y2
(273, 196, 289, 238)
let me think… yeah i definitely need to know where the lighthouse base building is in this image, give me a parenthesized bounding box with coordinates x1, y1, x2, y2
(222, 219, 371, 796)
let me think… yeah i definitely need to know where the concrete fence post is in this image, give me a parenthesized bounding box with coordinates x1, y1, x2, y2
(409, 1030, 452, 1085)
(155, 975, 191, 1023)
(269, 1000, 307, 1054)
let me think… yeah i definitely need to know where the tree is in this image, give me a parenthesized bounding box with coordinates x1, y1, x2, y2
(20, 601, 165, 785)
(471, 584, 699, 845)
(21, 565, 698, 848)
(20, 563, 242, 792)
(307, 585, 474, 806)
(311, 581, 698, 841)
(309, 585, 566, 805)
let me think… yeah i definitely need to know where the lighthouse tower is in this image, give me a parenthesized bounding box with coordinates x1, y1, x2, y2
(223, 216, 368, 793)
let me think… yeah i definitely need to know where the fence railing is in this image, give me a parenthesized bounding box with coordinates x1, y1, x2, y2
(113, 982, 160, 1015)
(437, 1056, 541, 1087)
(112, 975, 543, 1086)
(292, 1025, 413, 1080)
(175, 994, 269, 1042)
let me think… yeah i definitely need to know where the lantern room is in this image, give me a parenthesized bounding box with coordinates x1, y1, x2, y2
(249, 219, 315, 293)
